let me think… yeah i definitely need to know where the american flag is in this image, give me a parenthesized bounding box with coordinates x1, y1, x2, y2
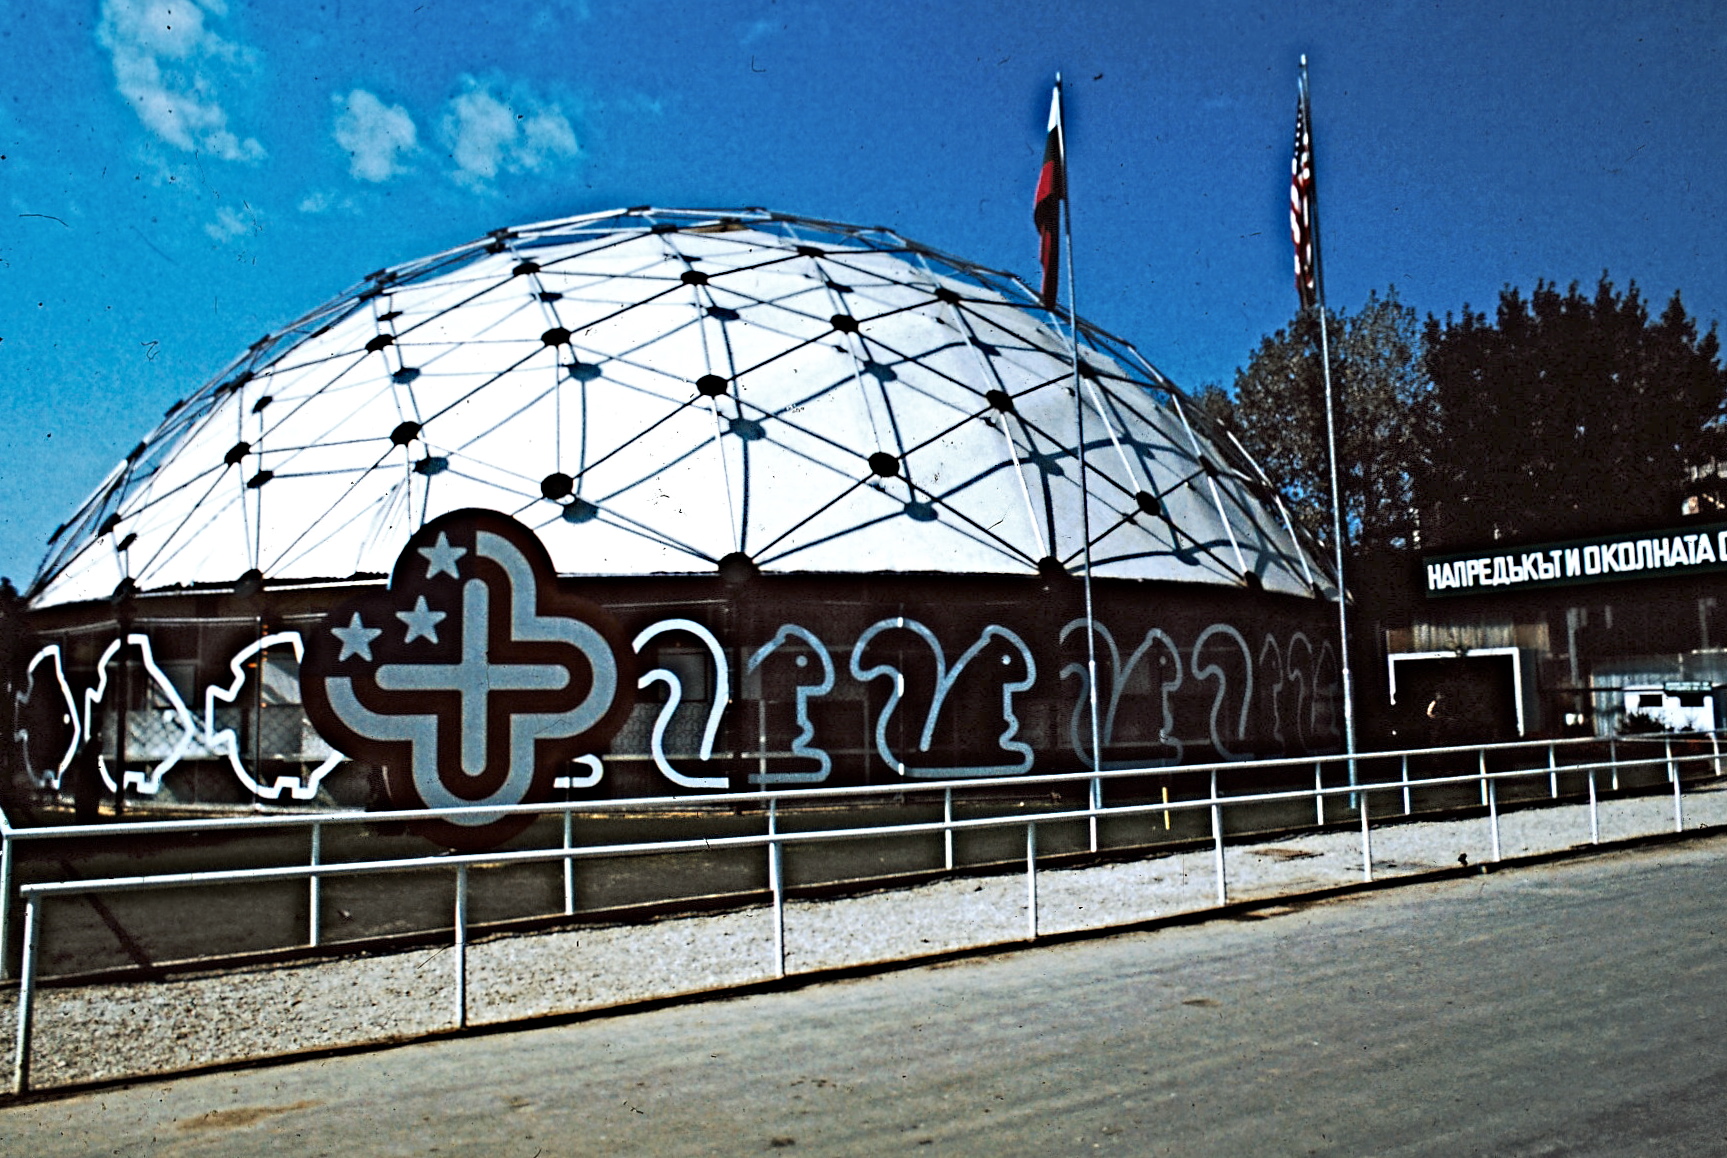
(1033, 78, 1065, 310)
(1290, 72, 1319, 310)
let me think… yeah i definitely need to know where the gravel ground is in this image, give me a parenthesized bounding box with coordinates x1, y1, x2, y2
(4, 784, 1724, 1092)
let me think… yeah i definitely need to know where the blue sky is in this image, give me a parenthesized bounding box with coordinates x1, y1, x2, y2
(4, 1, 1725, 586)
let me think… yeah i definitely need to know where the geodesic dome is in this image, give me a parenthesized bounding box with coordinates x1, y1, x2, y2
(29, 207, 1329, 609)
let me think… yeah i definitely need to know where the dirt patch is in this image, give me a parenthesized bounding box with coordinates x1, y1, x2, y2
(176, 1099, 319, 1131)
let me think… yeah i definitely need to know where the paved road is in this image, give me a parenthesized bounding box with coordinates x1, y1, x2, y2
(5, 838, 1727, 1157)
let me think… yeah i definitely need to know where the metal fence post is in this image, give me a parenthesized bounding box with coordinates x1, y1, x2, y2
(1314, 762, 1324, 826)
(1478, 747, 1489, 807)
(1713, 729, 1723, 779)
(562, 808, 574, 916)
(454, 865, 468, 1029)
(1211, 769, 1227, 906)
(1089, 775, 1101, 853)
(1670, 738, 1684, 834)
(943, 787, 954, 871)
(0, 831, 12, 982)
(1025, 822, 1038, 941)
(1610, 737, 1619, 792)
(1401, 752, 1411, 816)
(768, 800, 785, 977)
(12, 895, 40, 1095)
(1547, 742, 1558, 799)
(1359, 783, 1373, 883)
(1588, 766, 1600, 844)
(307, 821, 322, 948)
(1488, 775, 1502, 863)
(1665, 737, 1676, 784)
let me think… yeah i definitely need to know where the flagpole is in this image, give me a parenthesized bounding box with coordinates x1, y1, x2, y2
(1301, 55, 1359, 785)
(1052, 75, 1106, 849)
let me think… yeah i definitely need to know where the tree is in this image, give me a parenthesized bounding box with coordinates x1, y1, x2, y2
(1418, 277, 1727, 549)
(1202, 289, 1430, 556)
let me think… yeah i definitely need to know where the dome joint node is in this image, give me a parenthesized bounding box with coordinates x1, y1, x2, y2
(717, 551, 758, 585)
(868, 451, 901, 479)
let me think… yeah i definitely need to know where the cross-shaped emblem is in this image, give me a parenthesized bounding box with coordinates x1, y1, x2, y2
(300, 510, 635, 849)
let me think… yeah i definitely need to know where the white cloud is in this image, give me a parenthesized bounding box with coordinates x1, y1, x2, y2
(438, 78, 579, 192)
(332, 89, 418, 183)
(97, 0, 265, 163)
(297, 190, 355, 214)
(204, 201, 260, 241)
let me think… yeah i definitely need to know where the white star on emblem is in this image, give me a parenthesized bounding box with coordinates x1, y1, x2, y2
(418, 532, 467, 579)
(396, 595, 446, 644)
(331, 612, 383, 662)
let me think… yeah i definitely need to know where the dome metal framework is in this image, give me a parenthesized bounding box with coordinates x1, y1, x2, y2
(30, 207, 1329, 609)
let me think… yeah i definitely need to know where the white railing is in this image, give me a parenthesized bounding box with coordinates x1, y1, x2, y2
(5, 731, 1722, 1094)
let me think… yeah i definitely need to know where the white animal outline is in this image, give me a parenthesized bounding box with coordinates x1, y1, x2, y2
(746, 624, 836, 784)
(1059, 619, 1184, 768)
(850, 617, 1037, 778)
(82, 634, 198, 794)
(205, 631, 345, 801)
(1191, 623, 1255, 760)
(632, 618, 730, 789)
(15, 644, 80, 789)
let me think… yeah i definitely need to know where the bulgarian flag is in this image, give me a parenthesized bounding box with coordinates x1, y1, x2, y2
(1033, 76, 1066, 310)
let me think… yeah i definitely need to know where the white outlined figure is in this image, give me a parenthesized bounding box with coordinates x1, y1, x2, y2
(632, 618, 730, 790)
(204, 632, 345, 801)
(554, 754, 605, 790)
(747, 624, 836, 784)
(82, 634, 198, 794)
(850, 618, 1037, 778)
(1060, 619, 1183, 768)
(1259, 633, 1289, 751)
(1192, 623, 1255, 760)
(1283, 632, 1318, 752)
(15, 644, 80, 790)
(1311, 639, 1341, 742)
